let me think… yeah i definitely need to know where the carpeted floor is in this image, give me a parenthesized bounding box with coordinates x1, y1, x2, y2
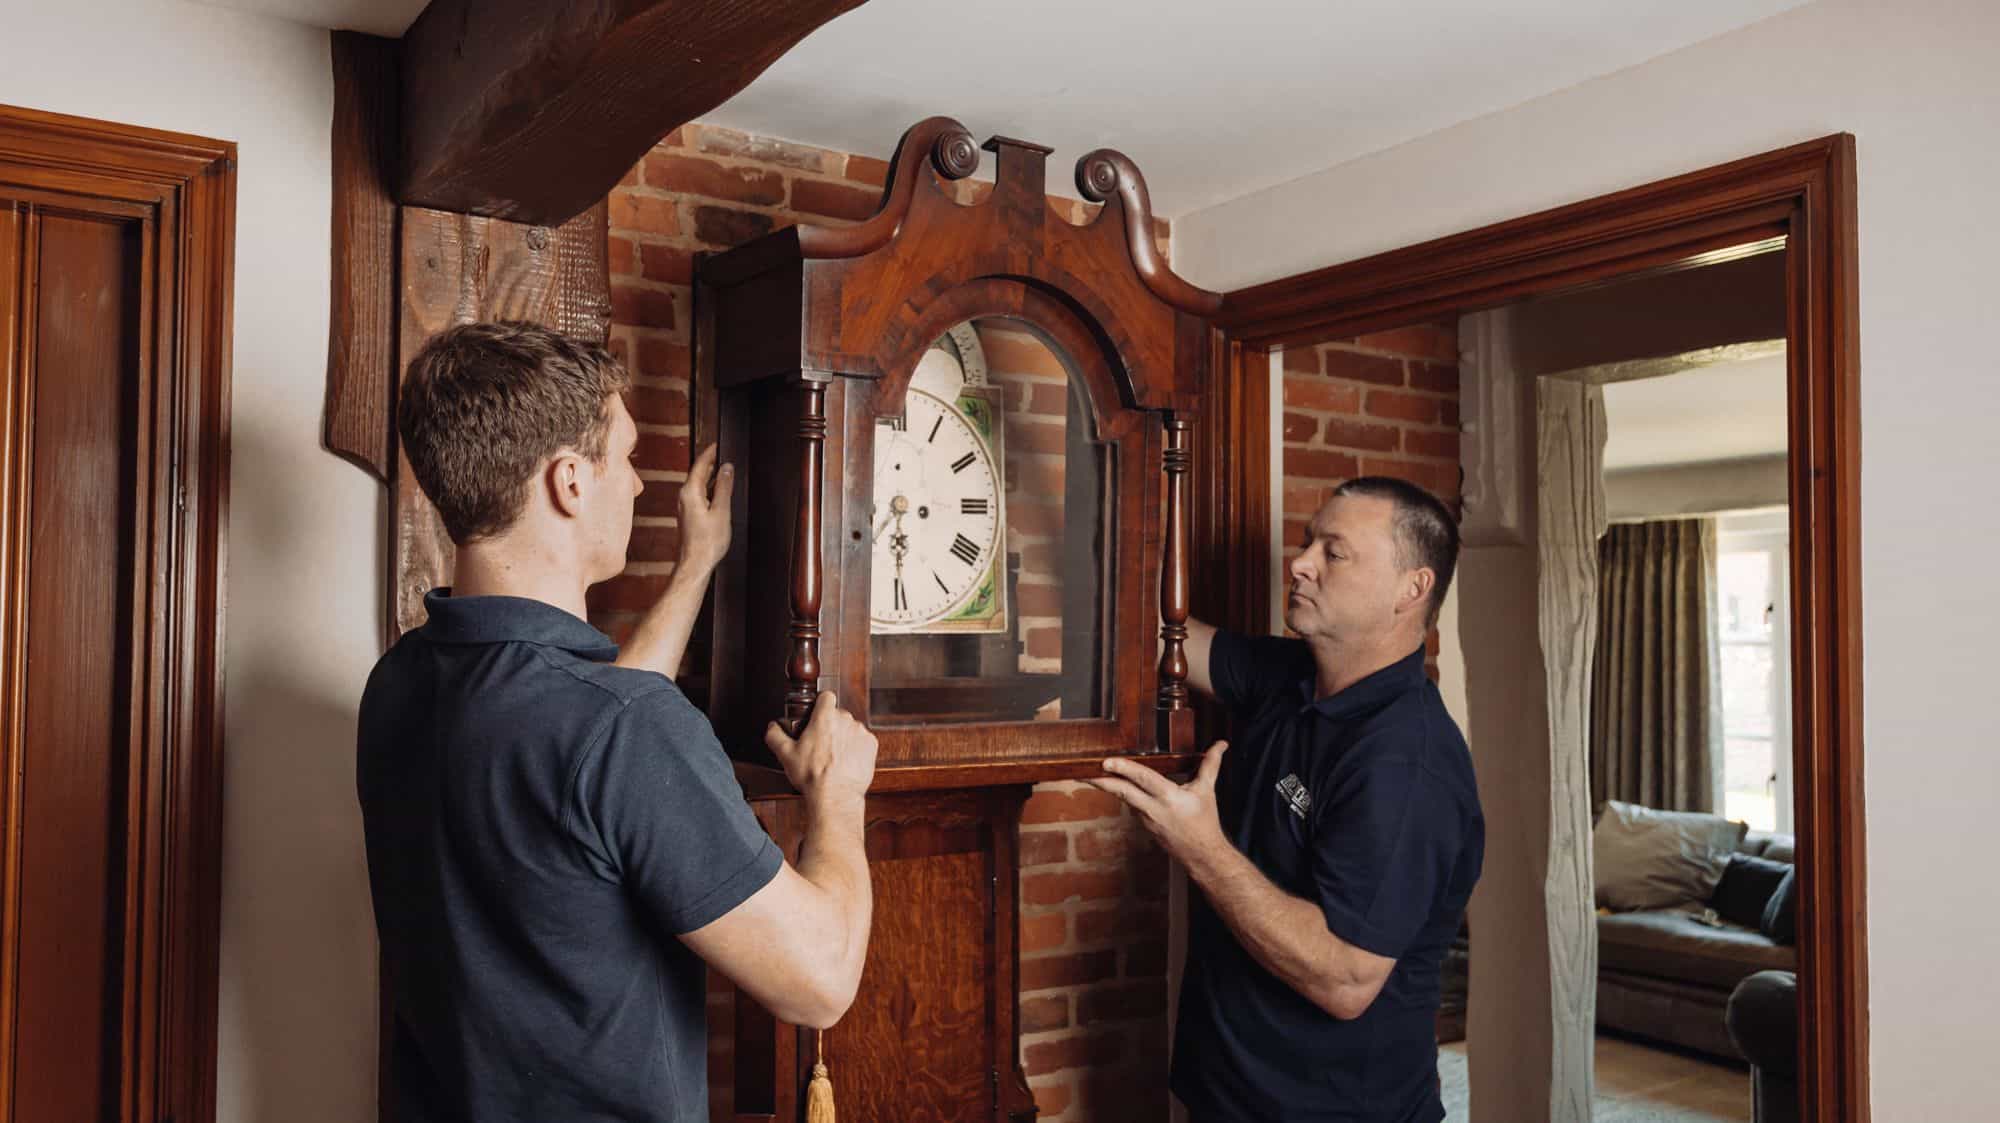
(1438, 1035, 1752, 1121)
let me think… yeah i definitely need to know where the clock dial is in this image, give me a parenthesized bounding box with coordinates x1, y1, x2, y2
(871, 388, 1002, 630)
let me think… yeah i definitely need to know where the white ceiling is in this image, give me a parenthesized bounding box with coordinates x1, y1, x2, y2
(1600, 355, 1789, 472)
(189, 0, 1810, 215)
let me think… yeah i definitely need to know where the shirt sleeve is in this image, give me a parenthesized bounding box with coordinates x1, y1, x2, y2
(1309, 751, 1465, 960)
(571, 687, 783, 935)
(1208, 629, 1314, 717)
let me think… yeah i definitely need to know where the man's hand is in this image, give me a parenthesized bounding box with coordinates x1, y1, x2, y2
(764, 691, 877, 808)
(677, 443, 734, 578)
(1087, 740, 1232, 871)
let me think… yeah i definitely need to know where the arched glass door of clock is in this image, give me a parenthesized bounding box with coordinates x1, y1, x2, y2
(866, 314, 1115, 727)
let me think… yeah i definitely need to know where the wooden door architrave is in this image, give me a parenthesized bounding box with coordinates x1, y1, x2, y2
(1212, 135, 1866, 1123)
(0, 103, 235, 1123)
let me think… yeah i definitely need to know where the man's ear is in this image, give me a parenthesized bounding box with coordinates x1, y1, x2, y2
(1401, 567, 1436, 616)
(547, 452, 586, 519)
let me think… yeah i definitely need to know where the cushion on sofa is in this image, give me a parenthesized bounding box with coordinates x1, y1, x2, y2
(1710, 854, 1791, 929)
(1594, 801, 1749, 910)
(1739, 830, 1796, 865)
(1760, 866, 1799, 945)
(1597, 909, 1797, 992)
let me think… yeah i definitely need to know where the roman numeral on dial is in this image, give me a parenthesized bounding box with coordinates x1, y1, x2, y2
(950, 452, 976, 473)
(949, 534, 981, 566)
(961, 498, 989, 515)
(893, 578, 907, 611)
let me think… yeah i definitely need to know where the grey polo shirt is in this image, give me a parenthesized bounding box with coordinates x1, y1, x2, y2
(357, 589, 781, 1123)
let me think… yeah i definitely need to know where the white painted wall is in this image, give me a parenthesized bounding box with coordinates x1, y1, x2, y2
(1177, 0, 2000, 1113)
(1, 4, 378, 1122)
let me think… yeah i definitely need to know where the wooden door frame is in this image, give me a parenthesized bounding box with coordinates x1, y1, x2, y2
(1203, 135, 1865, 1121)
(0, 104, 235, 1123)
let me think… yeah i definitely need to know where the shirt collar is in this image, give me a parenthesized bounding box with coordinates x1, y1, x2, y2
(416, 588, 619, 660)
(1297, 645, 1429, 720)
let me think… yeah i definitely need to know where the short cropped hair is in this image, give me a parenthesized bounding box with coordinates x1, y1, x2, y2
(396, 321, 629, 545)
(1332, 476, 1460, 628)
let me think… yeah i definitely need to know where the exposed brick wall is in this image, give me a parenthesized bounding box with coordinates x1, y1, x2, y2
(1279, 325, 1462, 675)
(593, 123, 1173, 1122)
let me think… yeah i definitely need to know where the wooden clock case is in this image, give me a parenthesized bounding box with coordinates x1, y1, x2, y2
(694, 116, 1221, 1122)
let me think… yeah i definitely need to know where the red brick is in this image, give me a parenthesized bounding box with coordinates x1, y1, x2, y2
(1319, 417, 1402, 453)
(1283, 446, 1359, 482)
(1015, 583, 1064, 616)
(1021, 995, 1070, 1034)
(1129, 849, 1169, 897)
(1281, 411, 1318, 442)
(643, 153, 786, 205)
(639, 243, 695, 285)
(1019, 949, 1117, 992)
(1020, 828, 1069, 867)
(608, 235, 637, 278)
(984, 330, 1072, 380)
(1027, 381, 1072, 415)
(1283, 482, 1327, 517)
(617, 161, 641, 189)
(1321, 348, 1404, 387)
(1009, 457, 1066, 498)
(1358, 457, 1458, 499)
(1022, 787, 1124, 824)
(1025, 626, 1063, 660)
(1023, 1030, 1124, 1076)
(624, 524, 680, 564)
(1076, 904, 1163, 945)
(609, 190, 679, 236)
(633, 479, 683, 519)
(1009, 499, 1063, 541)
(1403, 428, 1460, 460)
(1355, 323, 1457, 363)
(1078, 980, 1167, 1025)
(696, 126, 835, 173)
(1440, 398, 1461, 428)
(1074, 826, 1139, 863)
(636, 337, 691, 381)
(1364, 389, 1440, 425)
(1021, 871, 1124, 906)
(611, 284, 677, 331)
(629, 384, 689, 427)
(1408, 361, 1460, 394)
(635, 432, 691, 472)
(691, 204, 775, 248)
(1281, 347, 1323, 375)
(1032, 1080, 1073, 1117)
(790, 177, 880, 223)
(586, 573, 669, 615)
(843, 153, 891, 187)
(1283, 375, 1360, 414)
(1021, 911, 1068, 953)
(1009, 416, 1067, 454)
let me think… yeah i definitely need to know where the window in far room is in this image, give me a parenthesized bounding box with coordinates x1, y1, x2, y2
(1715, 509, 1793, 832)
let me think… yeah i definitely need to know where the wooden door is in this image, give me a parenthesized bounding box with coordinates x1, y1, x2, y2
(0, 106, 233, 1123)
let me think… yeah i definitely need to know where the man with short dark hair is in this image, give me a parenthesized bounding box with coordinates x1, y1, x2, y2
(359, 320, 876, 1123)
(1091, 476, 1483, 1122)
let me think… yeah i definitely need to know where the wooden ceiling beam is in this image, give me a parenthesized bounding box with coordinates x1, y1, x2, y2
(398, 0, 867, 226)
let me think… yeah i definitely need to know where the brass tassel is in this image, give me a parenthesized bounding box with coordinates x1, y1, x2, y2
(805, 1029, 836, 1123)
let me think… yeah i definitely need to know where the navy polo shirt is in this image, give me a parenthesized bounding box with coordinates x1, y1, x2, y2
(357, 590, 782, 1123)
(1173, 633, 1484, 1123)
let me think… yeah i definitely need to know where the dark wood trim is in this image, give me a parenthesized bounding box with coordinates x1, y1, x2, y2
(1074, 149, 1222, 315)
(397, 0, 867, 224)
(1217, 134, 1866, 1122)
(0, 102, 235, 1123)
(324, 31, 401, 482)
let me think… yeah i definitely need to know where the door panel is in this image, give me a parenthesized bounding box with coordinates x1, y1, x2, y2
(8, 205, 144, 1123)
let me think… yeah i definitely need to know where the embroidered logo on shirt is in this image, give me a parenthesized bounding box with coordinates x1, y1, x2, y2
(1276, 773, 1312, 821)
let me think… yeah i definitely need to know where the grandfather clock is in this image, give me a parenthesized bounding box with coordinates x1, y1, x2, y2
(696, 116, 1221, 1122)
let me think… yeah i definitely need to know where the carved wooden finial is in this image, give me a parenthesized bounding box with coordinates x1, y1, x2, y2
(1075, 149, 1223, 316)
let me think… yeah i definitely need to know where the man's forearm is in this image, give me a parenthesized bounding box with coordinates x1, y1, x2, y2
(614, 563, 713, 677)
(1183, 842, 1380, 1019)
(794, 793, 872, 1002)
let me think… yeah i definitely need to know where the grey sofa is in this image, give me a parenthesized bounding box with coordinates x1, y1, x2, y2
(1595, 829, 1797, 1060)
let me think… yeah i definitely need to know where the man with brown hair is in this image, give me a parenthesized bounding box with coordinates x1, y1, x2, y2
(358, 321, 875, 1122)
